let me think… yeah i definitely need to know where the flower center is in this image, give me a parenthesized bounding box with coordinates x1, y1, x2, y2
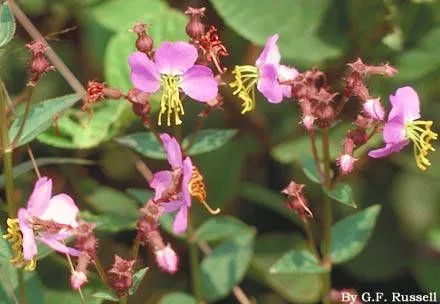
(3, 218, 36, 271)
(405, 120, 438, 171)
(229, 65, 259, 114)
(188, 166, 220, 215)
(159, 75, 184, 126)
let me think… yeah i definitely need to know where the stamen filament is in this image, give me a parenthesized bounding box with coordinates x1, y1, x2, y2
(405, 120, 438, 171)
(158, 75, 185, 126)
(229, 65, 259, 114)
(3, 218, 36, 271)
(188, 166, 221, 215)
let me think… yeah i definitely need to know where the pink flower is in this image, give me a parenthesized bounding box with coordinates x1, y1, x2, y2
(368, 86, 437, 170)
(155, 244, 178, 274)
(129, 42, 218, 126)
(150, 134, 192, 234)
(230, 34, 298, 113)
(363, 98, 384, 120)
(17, 177, 80, 262)
(70, 271, 87, 290)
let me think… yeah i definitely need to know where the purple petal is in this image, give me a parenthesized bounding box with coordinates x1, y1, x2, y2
(257, 65, 283, 103)
(368, 140, 409, 158)
(388, 86, 421, 123)
(39, 235, 80, 256)
(18, 209, 37, 261)
(129, 51, 160, 93)
(363, 98, 385, 121)
(277, 65, 299, 82)
(40, 194, 79, 227)
(150, 170, 173, 200)
(256, 34, 281, 68)
(161, 201, 183, 213)
(154, 41, 198, 75)
(27, 177, 52, 217)
(160, 133, 183, 169)
(182, 157, 193, 208)
(383, 119, 406, 143)
(172, 206, 188, 234)
(180, 65, 218, 102)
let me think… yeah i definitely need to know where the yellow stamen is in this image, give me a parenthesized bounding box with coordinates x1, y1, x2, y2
(188, 166, 221, 215)
(405, 120, 438, 171)
(158, 75, 185, 126)
(229, 65, 259, 114)
(3, 218, 36, 271)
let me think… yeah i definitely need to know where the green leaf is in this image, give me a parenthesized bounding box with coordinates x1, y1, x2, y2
(412, 257, 440, 294)
(159, 292, 197, 304)
(249, 234, 322, 303)
(92, 0, 167, 32)
(92, 291, 119, 302)
(195, 216, 250, 242)
(270, 249, 329, 274)
(86, 186, 139, 219)
(0, 157, 95, 188)
(9, 94, 82, 147)
(324, 183, 357, 208)
(210, 0, 345, 64)
(331, 205, 381, 264)
(395, 27, 440, 81)
(183, 129, 238, 156)
(427, 227, 440, 253)
(115, 132, 166, 159)
(128, 267, 149, 295)
(300, 155, 321, 184)
(37, 101, 130, 149)
(200, 230, 255, 302)
(239, 182, 301, 225)
(0, 3, 16, 48)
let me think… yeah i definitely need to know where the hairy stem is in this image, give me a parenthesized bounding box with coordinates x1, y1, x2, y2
(93, 255, 111, 289)
(10, 87, 34, 148)
(321, 127, 333, 303)
(0, 79, 26, 304)
(309, 129, 325, 182)
(187, 212, 203, 302)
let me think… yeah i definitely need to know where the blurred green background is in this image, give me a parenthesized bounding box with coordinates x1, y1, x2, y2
(1, 0, 440, 303)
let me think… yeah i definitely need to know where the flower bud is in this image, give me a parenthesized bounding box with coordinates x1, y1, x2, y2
(185, 7, 206, 40)
(108, 255, 136, 296)
(155, 244, 178, 274)
(363, 98, 384, 120)
(337, 138, 357, 175)
(131, 23, 154, 54)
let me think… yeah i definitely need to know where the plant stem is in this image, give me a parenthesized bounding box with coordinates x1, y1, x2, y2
(303, 220, 319, 258)
(308, 129, 325, 182)
(0, 79, 26, 304)
(93, 255, 111, 289)
(321, 127, 333, 303)
(187, 212, 203, 302)
(120, 296, 128, 304)
(185, 113, 207, 152)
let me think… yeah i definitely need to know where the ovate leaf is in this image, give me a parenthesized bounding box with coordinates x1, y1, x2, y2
(200, 229, 255, 302)
(128, 267, 149, 295)
(195, 216, 250, 243)
(159, 292, 197, 304)
(0, 3, 16, 48)
(183, 129, 238, 155)
(9, 94, 82, 147)
(115, 132, 166, 159)
(270, 249, 329, 274)
(331, 205, 381, 264)
(210, 0, 346, 64)
(324, 183, 357, 208)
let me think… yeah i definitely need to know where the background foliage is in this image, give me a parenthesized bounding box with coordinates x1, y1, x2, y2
(1, 0, 440, 303)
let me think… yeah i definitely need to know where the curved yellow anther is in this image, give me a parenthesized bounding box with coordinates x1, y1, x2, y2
(188, 166, 221, 215)
(3, 217, 37, 271)
(405, 120, 438, 171)
(229, 65, 259, 114)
